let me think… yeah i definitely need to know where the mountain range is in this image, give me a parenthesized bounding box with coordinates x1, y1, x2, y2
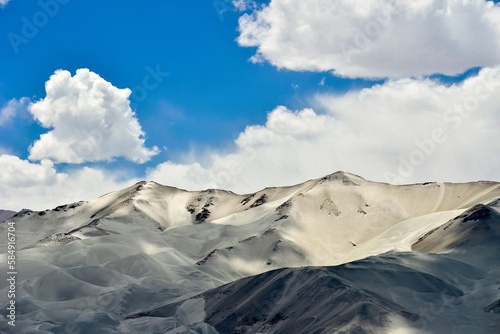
(1, 171, 499, 333)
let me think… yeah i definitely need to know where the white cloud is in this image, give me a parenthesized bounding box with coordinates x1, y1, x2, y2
(237, 0, 500, 78)
(0, 98, 29, 126)
(147, 67, 500, 192)
(0, 0, 10, 8)
(0, 154, 137, 211)
(232, 0, 258, 11)
(0, 155, 60, 187)
(28, 68, 159, 164)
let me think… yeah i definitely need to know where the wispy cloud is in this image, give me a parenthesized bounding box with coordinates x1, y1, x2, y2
(232, 0, 257, 11)
(0, 98, 29, 126)
(0, 0, 11, 8)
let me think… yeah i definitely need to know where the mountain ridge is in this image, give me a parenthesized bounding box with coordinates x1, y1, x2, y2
(1, 172, 499, 333)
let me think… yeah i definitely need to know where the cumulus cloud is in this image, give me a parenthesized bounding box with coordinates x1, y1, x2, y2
(0, 98, 29, 126)
(147, 67, 500, 192)
(0, 154, 138, 210)
(28, 68, 159, 164)
(237, 0, 500, 78)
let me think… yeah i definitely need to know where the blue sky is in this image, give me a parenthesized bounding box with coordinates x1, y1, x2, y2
(1, 0, 500, 210)
(1, 0, 358, 164)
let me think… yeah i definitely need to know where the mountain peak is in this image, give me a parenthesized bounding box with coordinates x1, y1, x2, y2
(318, 171, 364, 185)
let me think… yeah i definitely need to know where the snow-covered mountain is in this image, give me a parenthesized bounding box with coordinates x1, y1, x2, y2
(1, 172, 499, 333)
